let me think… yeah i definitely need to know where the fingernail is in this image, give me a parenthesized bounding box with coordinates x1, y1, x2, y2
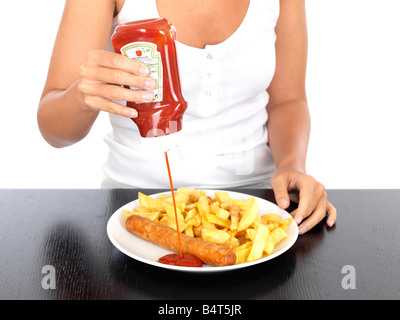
(295, 216, 303, 224)
(278, 199, 288, 208)
(140, 66, 150, 76)
(145, 78, 156, 89)
(327, 220, 334, 227)
(128, 110, 137, 118)
(299, 226, 308, 234)
(142, 92, 153, 101)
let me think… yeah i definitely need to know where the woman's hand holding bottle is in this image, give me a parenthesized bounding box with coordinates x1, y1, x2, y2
(77, 50, 156, 118)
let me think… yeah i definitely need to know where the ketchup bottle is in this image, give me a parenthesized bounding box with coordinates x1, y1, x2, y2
(111, 18, 187, 151)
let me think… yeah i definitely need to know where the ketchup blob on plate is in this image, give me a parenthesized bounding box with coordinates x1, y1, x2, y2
(158, 254, 203, 267)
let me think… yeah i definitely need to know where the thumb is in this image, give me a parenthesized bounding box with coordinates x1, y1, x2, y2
(271, 175, 290, 209)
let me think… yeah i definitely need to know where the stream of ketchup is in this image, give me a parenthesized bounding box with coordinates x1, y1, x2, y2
(164, 151, 183, 258)
(158, 152, 203, 267)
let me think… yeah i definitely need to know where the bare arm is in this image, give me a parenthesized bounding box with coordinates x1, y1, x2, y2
(267, 0, 336, 233)
(38, 0, 155, 148)
(267, 0, 309, 172)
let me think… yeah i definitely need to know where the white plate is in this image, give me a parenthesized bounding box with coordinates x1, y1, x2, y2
(107, 190, 298, 273)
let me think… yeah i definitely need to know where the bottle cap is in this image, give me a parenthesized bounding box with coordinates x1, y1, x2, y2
(140, 130, 185, 153)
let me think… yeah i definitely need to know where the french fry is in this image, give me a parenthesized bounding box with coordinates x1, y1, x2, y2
(201, 228, 231, 245)
(157, 194, 170, 201)
(234, 241, 252, 251)
(205, 213, 231, 228)
(184, 208, 198, 221)
(280, 224, 289, 232)
(165, 205, 184, 223)
(231, 199, 247, 209)
(265, 222, 279, 232)
(251, 214, 261, 228)
(190, 190, 206, 203)
(225, 236, 240, 250)
(271, 227, 288, 243)
(220, 202, 231, 210)
(133, 206, 152, 213)
(185, 208, 202, 227)
(279, 217, 293, 226)
(185, 202, 198, 210)
(262, 213, 282, 223)
(209, 201, 219, 213)
(245, 228, 256, 240)
(264, 227, 288, 255)
(159, 216, 186, 232)
(228, 205, 240, 231)
(215, 191, 231, 204)
(237, 197, 258, 232)
(247, 224, 269, 262)
(213, 206, 230, 221)
(176, 187, 196, 196)
(233, 247, 250, 264)
(122, 209, 135, 218)
(123, 209, 160, 221)
(184, 225, 194, 237)
(232, 242, 252, 264)
(197, 195, 217, 229)
(193, 225, 202, 237)
(162, 193, 190, 205)
(264, 237, 274, 255)
(187, 215, 201, 227)
(139, 192, 165, 211)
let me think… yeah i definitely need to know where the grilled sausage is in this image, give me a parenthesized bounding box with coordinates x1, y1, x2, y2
(126, 215, 236, 266)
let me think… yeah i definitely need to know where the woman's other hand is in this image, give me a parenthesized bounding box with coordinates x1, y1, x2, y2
(271, 166, 337, 234)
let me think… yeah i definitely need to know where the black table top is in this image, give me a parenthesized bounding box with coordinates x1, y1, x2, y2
(1, 188, 399, 301)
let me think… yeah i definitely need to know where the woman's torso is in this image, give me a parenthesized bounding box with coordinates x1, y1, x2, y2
(102, 0, 279, 189)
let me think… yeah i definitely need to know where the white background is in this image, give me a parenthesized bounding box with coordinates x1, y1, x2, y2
(0, 0, 399, 189)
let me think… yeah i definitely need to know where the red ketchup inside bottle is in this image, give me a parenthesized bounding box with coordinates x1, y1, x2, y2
(111, 18, 187, 139)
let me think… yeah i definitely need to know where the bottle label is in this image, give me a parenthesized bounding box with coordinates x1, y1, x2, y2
(121, 42, 163, 102)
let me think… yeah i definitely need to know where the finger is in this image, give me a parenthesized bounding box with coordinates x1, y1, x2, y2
(290, 207, 305, 225)
(80, 63, 156, 90)
(83, 95, 138, 118)
(326, 201, 337, 227)
(292, 180, 315, 224)
(87, 50, 150, 76)
(271, 175, 290, 209)
(79, 81, 154, 103)
(295, 182, 325, 224)
(298, 193, 328, 235)
(289, 207, 298, 218)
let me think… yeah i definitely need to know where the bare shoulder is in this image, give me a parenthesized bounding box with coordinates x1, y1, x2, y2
(42, 0, 117, 95)
(268, 0, 307, 105)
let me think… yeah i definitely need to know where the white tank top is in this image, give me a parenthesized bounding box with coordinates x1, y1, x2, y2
(102, 0, 280, 189)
